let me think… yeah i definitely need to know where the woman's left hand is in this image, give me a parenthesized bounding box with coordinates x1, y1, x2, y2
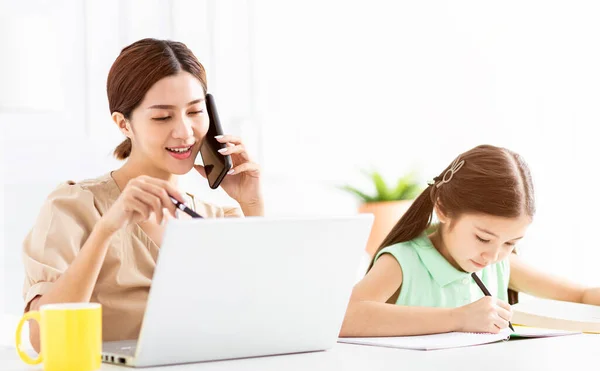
(194, 135, 263, 210)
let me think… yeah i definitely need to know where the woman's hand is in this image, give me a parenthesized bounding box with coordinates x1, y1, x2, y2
(98, 175, 184, 234)
(194, 135, 263, 213)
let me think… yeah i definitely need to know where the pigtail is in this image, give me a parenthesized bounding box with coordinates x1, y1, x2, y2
(365, 184, 437, 304)
(368, 183, 437, 271)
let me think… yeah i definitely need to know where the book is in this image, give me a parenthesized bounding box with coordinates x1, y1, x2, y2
(338, 326, 579, 351)
(512, 298, 600, 333)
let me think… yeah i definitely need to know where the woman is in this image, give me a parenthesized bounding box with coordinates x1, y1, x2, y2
(22, 38, 263, 351)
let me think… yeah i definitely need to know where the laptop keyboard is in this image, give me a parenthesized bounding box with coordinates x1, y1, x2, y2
(103, 340, 137, 357)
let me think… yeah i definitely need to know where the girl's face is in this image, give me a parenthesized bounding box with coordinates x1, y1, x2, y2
(436, 211, 531, 272)
(124, 71, 209, 175)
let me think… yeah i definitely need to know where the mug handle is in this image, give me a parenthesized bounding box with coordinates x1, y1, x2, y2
(15, 311, 43, 365)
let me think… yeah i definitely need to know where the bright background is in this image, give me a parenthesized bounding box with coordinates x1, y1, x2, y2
(2, 0, 600, 340)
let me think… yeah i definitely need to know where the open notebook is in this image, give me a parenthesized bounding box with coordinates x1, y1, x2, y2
(338, 327, 580, 351)
(512, 298, 600, 333)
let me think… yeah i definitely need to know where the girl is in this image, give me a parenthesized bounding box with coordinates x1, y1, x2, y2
(22, 38, 263, 351)
(340, 144, 600, 337)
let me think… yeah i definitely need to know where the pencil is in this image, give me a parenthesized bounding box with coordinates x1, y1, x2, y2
(169, 196, 203, 218)
(471, 272, 515, 332)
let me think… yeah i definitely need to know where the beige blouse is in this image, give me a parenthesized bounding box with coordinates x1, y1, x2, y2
(22, 172, 242, 341)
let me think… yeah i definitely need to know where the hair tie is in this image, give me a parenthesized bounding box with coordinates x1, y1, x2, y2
(428, 157, 465, 188)
(427, 176, 440, 186)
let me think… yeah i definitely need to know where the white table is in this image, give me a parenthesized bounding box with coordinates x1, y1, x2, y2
(1, 335, 599, 371)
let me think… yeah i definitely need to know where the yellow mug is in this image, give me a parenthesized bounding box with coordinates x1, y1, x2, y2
(15, 303, 102, 371)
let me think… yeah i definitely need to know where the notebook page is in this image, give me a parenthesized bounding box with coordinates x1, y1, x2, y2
(510, 326, 581, 338)
(339, 329, 511, 350)
(513, 298, 600, 322)
(512, 298, 600, 332)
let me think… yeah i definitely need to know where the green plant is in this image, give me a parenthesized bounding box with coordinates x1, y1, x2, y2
(341, 170, 423, 203)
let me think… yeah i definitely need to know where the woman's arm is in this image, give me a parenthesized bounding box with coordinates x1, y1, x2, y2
(340, 255, 459, 337)
(26, 175, 185, 352)
(239, 201, 264, 217)
(509, 254, 600, 305)
(28, 222, 114, 352)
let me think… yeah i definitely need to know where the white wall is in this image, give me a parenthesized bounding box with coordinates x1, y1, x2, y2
(1, 125, 5, 318)
(1, 0, 600, 319)
(1, 0, 86, 317)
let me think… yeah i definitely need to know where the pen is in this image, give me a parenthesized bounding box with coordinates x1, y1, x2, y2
(471, 272, 515, 332)
(169, 196, 203, 218)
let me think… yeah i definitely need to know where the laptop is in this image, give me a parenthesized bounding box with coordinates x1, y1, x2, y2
(102, 215, 373, 367)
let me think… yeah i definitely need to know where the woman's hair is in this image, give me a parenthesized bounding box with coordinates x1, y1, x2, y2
(370, 145, 535, 301)
(107, 38, 208, 160)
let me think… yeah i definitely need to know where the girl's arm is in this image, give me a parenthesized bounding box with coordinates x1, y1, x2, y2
(509, 254, 600, 305)
(340, 255, 503, 337)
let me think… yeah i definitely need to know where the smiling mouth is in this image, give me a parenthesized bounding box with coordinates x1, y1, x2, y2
(165, 146, 192, 153)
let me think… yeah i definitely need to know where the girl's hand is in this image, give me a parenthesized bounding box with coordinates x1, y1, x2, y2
(98, 175, 184, 234)
(194, 135, 263, 209)
(452, 297, 513, 334)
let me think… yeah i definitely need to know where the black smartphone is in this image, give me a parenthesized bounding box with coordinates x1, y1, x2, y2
(199, 94, 232, 189)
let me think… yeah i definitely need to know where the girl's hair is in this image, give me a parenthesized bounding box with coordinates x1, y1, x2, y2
(107, 38, 208, 160)
(371, 145, 535, 301)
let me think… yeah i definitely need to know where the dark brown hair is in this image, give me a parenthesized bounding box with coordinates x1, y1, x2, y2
(107, 38, 208, 160)
(371, 144, 535, 303)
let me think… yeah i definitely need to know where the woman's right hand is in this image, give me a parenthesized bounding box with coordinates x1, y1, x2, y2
(452, 296, 513, 334)
(98, 175, 185, 234)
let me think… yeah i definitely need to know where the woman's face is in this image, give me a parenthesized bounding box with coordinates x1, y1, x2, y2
(126, 71, 208, 175)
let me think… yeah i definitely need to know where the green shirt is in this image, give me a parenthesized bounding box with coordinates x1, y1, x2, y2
(375, 234, 510, 307)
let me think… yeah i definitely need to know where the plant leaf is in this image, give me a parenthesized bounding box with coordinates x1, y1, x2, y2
(342, 169, 423, 203)
(390, 172, 422, 200)
(371, 171, 391, 201)
(403, 183, 423, 200)
(391, 178, 409, 200)
(339, 185, 376, 203)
